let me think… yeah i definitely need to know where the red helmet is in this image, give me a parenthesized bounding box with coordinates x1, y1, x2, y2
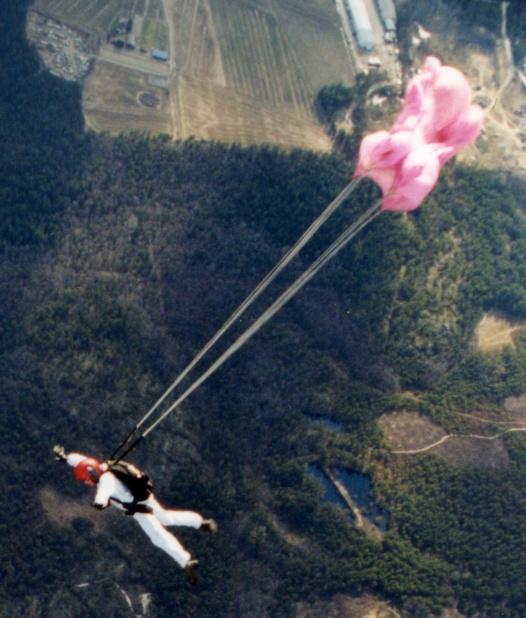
(74, 458, 103, 484)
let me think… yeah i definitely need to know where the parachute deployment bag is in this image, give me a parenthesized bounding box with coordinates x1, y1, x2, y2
(108, 461, 153, 502)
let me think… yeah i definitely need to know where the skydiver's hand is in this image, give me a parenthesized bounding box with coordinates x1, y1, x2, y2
(53, 445, 67, 462)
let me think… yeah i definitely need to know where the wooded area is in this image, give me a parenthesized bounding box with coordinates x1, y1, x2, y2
(2, 1, 526, 616)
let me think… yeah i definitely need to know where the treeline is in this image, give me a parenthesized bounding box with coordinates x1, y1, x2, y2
(422, 0, 526, 61)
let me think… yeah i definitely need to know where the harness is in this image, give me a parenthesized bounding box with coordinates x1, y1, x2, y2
(107, 460, 154, 515)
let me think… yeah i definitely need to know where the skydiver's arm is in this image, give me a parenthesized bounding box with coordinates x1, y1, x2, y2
(93, 472, 120, 509)
(65, 452, 87, 468)
(53, 446, 86, 466)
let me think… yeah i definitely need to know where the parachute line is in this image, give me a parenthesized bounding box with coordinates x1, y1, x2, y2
(109, 176, 363, 459)
(139, 198, 382, 440)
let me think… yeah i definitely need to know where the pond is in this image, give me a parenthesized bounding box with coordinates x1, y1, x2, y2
(306, 464, 389, 532)
(333, 468, 389, 532)
(307, 463, 350, 513)
(306, 415, 345, 433)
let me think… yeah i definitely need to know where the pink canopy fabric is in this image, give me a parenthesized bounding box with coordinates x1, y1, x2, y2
(354, 56, 483, 212)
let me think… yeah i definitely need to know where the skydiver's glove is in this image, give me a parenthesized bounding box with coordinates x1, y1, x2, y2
(53, 445, 67, 462)
(91, 502, 107, 511)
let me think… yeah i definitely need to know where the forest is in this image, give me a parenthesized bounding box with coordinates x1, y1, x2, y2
(450, 0, 526, 60)
(3, 0, 526, 616)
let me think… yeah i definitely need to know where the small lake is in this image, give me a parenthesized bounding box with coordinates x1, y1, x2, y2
(307, 464, 350, 512)
(334, 468, 389, 532)
(306, 415, 345, 433)
(306, 464, 389, 532)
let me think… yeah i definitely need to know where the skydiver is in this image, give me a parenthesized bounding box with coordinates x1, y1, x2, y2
(53, 445, 217, 585)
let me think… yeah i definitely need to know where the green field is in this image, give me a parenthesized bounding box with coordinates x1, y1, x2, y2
(36, 0, 168, 51)
(146, 0, 163, 19)
(135, 14, 167, 50)
(34, 0, 135, 36)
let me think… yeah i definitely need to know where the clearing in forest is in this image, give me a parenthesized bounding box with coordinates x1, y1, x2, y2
(378, 411, 510, 468)
(31, 0, 352, 149)
(296, 593, 401, 618)
(83, 61, 172, 135)
(475, 313, 523, 351)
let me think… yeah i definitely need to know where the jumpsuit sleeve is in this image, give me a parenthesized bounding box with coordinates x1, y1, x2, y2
(66, 453, 87, 467)
(93, 472, 119, 508)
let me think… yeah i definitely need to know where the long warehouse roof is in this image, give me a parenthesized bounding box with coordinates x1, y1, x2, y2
(345, 0, 375, 50)
(376, 0, 396, 31)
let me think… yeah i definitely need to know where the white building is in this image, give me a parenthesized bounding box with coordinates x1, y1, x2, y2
(375, 0, 396, 32)
(345, 0, 375, 51)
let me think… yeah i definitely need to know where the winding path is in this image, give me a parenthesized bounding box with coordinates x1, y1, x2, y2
(392, 427, 526, 455)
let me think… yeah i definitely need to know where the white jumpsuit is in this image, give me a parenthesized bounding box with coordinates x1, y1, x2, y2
(67, 454, 202, 568)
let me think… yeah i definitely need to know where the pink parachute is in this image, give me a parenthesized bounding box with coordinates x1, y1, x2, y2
(355, 56, 483, 212)
(109, 59, 485, 443)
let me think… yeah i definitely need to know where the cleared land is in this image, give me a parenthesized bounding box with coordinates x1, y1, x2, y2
(31, 0, 352, 149)
(296, 593, 401, 618)
(171, 0, 349, 149)
(379, 411, 511, 468)
(379, 411, 447, 452)
(475, 313, 524, 351)
(178, 74, 331, 150)
(83, 61, 172, 134)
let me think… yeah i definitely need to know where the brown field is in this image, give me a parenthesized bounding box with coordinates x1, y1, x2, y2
(474, 313, 524, 352)
(178, 74, 331, 150)
(379, 411, 510, 468)
(269, 0, 354, 94)
(85, 108, 172, 134)
(296, 594, 400, 618)
(173, 0, 226, 85)
(434, 434, 510, 469)
(378, 411, 447, 452)
(83, 60, 172, 134)
(170, 0, 352, 148)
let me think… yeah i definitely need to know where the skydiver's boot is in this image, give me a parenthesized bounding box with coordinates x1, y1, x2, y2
(201, 518, 218, 534)
(185, 559, 199, 585)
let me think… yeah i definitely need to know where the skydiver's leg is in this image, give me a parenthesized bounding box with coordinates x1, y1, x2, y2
(133, 512, 192, 567)
(145, 496, 203, 529)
